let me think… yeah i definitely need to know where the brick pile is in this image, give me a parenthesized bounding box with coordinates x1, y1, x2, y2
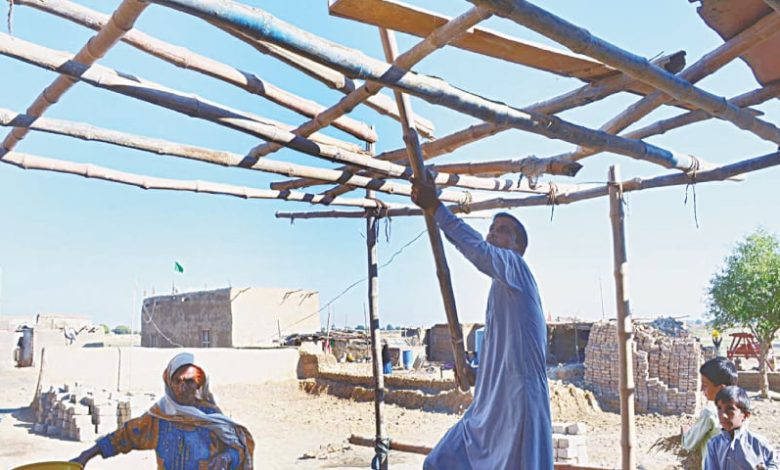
(584, 321, 702, 415)
(552, 421, 588, 465)
(32, 384, 156, 442)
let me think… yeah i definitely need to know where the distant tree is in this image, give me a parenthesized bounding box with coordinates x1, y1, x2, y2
(707, 229, 780, 398)
(99, 324, 110, 334)
(385, 324, 394, 330)
(112, 325, 132, 335)
(355, 325, 366, 331)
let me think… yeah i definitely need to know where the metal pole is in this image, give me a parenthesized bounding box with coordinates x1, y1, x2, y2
(608, 165, 636, 470)
(365, 133, 389, 469)
(379, 28, 471, 391)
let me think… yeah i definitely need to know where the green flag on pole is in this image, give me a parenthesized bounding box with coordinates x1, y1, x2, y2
(174, 261, 184, 274)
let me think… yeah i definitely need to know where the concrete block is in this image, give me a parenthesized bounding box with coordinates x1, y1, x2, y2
(557, 435, 585, 448)
(552, 422, 568, 434)
(566, 422, 587, 435)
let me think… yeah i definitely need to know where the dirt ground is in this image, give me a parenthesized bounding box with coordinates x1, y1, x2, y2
(2, 365, 780, 469)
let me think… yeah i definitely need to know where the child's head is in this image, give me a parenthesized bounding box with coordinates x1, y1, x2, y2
(715, 386, 751, 432)
(699, 357, 738, 401)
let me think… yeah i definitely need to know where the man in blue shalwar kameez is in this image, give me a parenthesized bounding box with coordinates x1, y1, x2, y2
(413, 181, 553, 470)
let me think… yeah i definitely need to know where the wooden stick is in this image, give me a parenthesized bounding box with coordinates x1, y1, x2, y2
(564, 10, 780, 162)
(269, 51, 687, 192)
(429, 156, 581, 178)
(2, 0, 148, 152)
(214, 23, 435, 140)
(14, 0, 377, 142)
(365, 138, 389, 468)
(0, 108, 479, 203)
(608, 165, 636, 470)
(144, 0, 703, 171)
(349, 434, 432, 456)
(0, 150, 410, 209)
(275, 151, 780, 219)
(470, 0, 780, 145)
(624, 81, 780, 142)
(380, 28, 471, 392)
(0, 35, 560, 198)
(246, 6, 490, 159)
(0, 34, 369, 155)
(763, 1, 780, 14)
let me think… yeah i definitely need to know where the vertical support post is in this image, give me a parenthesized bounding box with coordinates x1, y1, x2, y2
(608, 165, 636, 470)
(365, 133, 389, 470)
(379, 28, 471, 391)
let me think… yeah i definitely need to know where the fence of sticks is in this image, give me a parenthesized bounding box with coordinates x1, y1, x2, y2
(2, 0, 780, 468)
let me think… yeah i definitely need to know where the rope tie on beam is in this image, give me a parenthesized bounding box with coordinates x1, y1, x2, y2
(6, 0, 13, 35)
(684, 156, 701, 229)
(371, 437, 390, 470)
(457, 191, 473, 214)
(547, 182, 559, 221)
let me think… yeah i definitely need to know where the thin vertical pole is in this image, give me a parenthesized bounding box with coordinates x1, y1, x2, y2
(365, 132, 389, 470)
(379, 28, 471, 391)
(608, 165, 636, 470)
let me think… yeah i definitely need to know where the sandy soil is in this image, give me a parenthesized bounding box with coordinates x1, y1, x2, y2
(2, 365, 780, 469)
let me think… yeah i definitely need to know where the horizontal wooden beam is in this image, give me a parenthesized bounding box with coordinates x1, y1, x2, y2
(275, 151, 780, 219)
(329, 0, 664, 97)
(15, 0, 377, 142)
(0, 150, 410, 209)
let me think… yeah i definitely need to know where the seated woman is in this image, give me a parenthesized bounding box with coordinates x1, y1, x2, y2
(72, 352, 254, 469)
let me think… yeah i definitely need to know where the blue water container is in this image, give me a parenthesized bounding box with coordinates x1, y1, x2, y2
(402, 349, 414, 369)
(474, 328, 485, 365)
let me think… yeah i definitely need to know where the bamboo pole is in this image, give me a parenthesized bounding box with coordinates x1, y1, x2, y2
(0, 108, 483, 203)
(0, 35, 591, 197)
(428, 156, 581, 178)
(143, 0, 704, 171)
(365, 139, 389, 468)
(1, 0, 148, 152)
(14, 0, 377, 142)
(215, 23, 436, 139)
(380, 28, 471, 392)
(469, 0, 780, 146)
(0, 35, 365, 156)
(624, 81, 780, 142)
(562, 11, 780, 162)
(269, 51, 687, 192)
(607, 165, 636, 470)
(275, 151, 780, 219)
(0, 150, 410, 209)
(247, 6, 490, 159)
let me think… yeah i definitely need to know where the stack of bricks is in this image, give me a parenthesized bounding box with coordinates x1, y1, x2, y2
(31, 384, 157, 442)
(552, 422, 588, 465)
(584, 321, 702, 415)
(117, 393, 157, 427)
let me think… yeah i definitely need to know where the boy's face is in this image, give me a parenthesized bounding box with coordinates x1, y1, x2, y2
(716, 399, 749, 432)
(701, 376, 725, 401)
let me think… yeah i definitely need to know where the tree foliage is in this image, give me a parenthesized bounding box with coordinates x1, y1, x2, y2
(112, 325, 132, 335)
(707, 229, 780, 344)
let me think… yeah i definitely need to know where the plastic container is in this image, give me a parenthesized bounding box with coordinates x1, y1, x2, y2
(402, 349, 414, 370)
(12, 462, 83, 470)
(474, 328, 485, 365)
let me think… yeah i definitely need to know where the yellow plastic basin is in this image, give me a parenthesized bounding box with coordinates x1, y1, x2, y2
(12, 462, 83, 470)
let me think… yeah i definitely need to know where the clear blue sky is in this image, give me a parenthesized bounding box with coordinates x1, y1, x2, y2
(1, 0, 778, 331)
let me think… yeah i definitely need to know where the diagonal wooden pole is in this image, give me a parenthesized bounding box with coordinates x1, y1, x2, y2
(379, 28, 471, 392)
(467, 0, 780, 146)
(246, 6, 490, 159)
(14, 0, 376, 142)
(143, 0, 704, 172)
(2, 0, 148, 152)
(608, 165, 636, 470)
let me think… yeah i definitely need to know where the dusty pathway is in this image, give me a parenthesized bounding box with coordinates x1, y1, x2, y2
(3, 365, 780, 469)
